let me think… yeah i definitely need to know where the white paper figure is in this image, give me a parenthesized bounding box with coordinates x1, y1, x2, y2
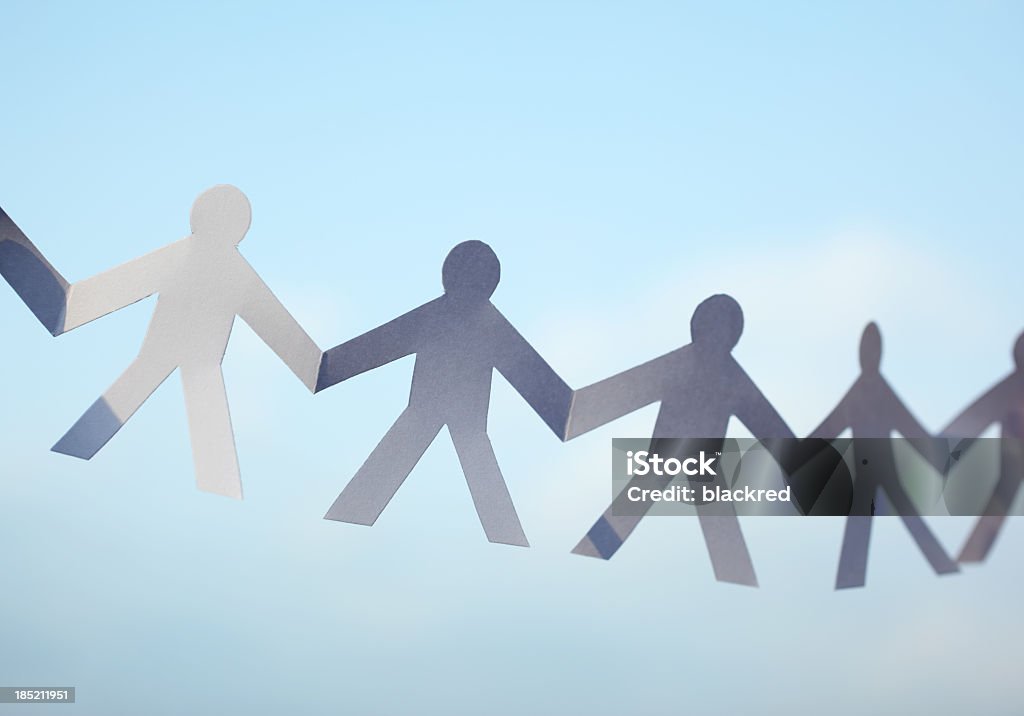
(315, 240, 573, 547)
(4, 185, 321, 498)
(941, 332, 1024, 562)
(810, 323, 959, 588)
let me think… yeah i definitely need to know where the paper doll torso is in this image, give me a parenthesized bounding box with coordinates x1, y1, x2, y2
(836, 374, 911, 514)
(139, 241, 251, 365)
(652, 350, 745, 438)
(839, 374, 902, 439)
(407, 298, 505, 427)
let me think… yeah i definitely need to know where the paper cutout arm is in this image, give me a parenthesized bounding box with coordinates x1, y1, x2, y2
(236, 262, 322, 392)
(315, 299, 441, 393)
(732, 373, 852, 515)
(491, 312, 573, 440)
(566, 354, 668, 440)
(806, 405, 847, 440)
(940, 378, 1011, 438)
(806, 409, 847, 442)
(882, 390, 952, 474)
(0, 207, 70, 335)
(62, 240, 187, 334)
(733, 369, 795, 439)
(809, 396, 850, 439)
(885, 389, 931, 439)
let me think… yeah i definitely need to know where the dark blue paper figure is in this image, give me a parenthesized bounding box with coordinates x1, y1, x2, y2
(567, 295, 794, 587)
(0, 208, 70, 335)
(940, 332, 1024, 563)
(315, 240, 572, 547)
(810, 323, 959, 589)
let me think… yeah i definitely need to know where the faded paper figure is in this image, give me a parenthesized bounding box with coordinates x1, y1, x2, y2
(810, 322, 959, 589)
(941, 332, 1024, 563)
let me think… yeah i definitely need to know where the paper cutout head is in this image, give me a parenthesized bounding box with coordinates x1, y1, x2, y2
(690, 293, 744, 353)
(189, 184, 252, 246)
(859, 322, 883, 374)
(442, 240, 501, 299)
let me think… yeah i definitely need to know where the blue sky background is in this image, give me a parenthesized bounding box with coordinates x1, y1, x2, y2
(1, 2, 1023, 714)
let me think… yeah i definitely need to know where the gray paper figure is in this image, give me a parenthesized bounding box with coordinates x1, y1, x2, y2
(940, 332, 1024, 563)
(3, 186, 321, 499)
(810, 323, 959, 589)
(566, 294, 795, 587)
(315, 240, 572, 547)
(0, 208, 70, 335)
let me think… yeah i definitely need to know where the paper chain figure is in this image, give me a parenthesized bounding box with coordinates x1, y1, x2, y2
(0, 186, 321, 498)
(940, 333, 1024, 563)
(563, 296, 853, 586)
(566, 295, 796, 586)
(1, 188, 1020, 588)
(316, 240, 572, 547)
(810, 323, 959, 588)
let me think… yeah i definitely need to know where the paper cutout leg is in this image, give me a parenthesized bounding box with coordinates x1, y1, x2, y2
(325, 407, 445, 525)
(837, 483, 958, 589)
(959, 516, 1007, 563)
(836, 516, 873, 590)
(52, 349, 178, 459)
(573, 509, 644, 561)
(958, 445, 1023, 562)
(835, 479, 875, 589)
(885, 481, 958, 575)
(449, 424, 529, 547)
(181, 363, 242, 499)
(573, 471, 757, 586)
(697, 512, 758, 587)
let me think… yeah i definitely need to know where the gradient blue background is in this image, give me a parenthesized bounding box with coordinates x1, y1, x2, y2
(1, 2, 1022, 714)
